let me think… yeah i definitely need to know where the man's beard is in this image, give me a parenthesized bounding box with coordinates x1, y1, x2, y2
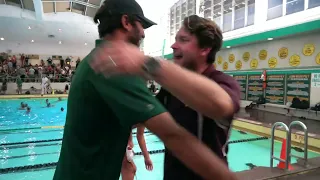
(128, 27, 141, 47)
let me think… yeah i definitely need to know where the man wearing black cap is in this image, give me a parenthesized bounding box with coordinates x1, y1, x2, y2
(53, 0, 237, 180)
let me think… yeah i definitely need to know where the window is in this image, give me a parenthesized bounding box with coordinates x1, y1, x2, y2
(213, 0, 222, 28)
(234, 0, 245, 29)
(223, 0, 232, 32)
(286, 0, 304, 15)
(267, 0, 283, 20)
(187, 0, 196, 15)
(247, 0, 255, 25)
(308, 0, 320, 9)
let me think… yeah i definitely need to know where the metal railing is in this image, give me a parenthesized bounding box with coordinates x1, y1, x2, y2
(270, 122, 289, 169)
(270, 121, 309, 170)
(0, 75, 71, 83)
(287, 121, 308, 167)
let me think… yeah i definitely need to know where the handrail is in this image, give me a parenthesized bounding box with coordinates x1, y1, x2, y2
(270, 122, 289, 169)
(287, 121, 308, 167)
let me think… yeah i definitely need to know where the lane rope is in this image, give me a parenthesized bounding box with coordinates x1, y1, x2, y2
(0, 149, 165, 174)
(0, 126, 64, 132)
(0, 131, 152, 146)
(0, 136, 268, 174)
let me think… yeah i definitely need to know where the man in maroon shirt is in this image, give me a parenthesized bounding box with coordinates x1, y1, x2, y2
(90, 15, 240, 180)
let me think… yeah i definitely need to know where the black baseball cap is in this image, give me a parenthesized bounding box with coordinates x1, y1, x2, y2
(97, 0, 157, 29)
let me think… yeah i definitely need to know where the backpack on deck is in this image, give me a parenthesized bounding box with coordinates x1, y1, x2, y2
(291, 97, 301, 108)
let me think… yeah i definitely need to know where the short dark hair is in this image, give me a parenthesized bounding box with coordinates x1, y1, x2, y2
(94, 5, 137, 38)
(183, 15, 223, 64)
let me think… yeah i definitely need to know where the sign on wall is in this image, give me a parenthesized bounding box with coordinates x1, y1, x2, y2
(316, 52, 320, 65)
(233, 74, 247, 100)
(286, 74, 311, 102)
(247, 74, 264, 101)
(250, 59, 259, 69)
(229, 54, 235, 63)
(217, 56, 223, 64)
(265, 75, 285, 104)
(259, 50, 268, 60)
(223, 62, 229, 71)
(278, 47, 289, 59)
(311, 73, 320, 87)
(243, 52, 250, 62)
(268, 57, 277, 68)
(303, 44, 315, 56)
(235, 60, 242, 70)
(289, 54, 301, 67)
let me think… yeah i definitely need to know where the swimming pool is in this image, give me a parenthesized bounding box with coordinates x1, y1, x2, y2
(0, 98, 319, 180)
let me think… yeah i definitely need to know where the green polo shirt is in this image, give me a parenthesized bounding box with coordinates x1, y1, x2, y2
(53, 52, 166, 180)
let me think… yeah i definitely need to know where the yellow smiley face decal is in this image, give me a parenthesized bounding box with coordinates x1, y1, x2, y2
(268, 57, 277, 68)
(223, 62, 229, 71)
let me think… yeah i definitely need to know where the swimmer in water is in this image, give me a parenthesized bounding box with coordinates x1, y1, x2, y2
(61, 107, 64, 112)
(26, 107, 31, 114)
(19, 102, 26, 110)
(47, 103, 54, 107)
(58, 97, 62, 101)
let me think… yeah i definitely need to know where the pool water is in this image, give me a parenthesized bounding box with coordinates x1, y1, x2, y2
(0, 98, 319, 180)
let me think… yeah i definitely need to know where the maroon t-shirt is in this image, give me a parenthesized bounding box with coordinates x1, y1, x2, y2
(156, 66, 240, 180)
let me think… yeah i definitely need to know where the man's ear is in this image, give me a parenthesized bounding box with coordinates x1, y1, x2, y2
(121, 15, 132, 31)
(200, 48, 212, 57)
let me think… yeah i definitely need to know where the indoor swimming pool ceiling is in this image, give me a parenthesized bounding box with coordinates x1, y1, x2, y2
(0, 0, 107, 18)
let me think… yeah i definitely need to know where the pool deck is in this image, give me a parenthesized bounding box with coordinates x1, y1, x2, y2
(236, 157, 320, 180)
(0, 94, 68, 99)
(233, 118, 320, 153)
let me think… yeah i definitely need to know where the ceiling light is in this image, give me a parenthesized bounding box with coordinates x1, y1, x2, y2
(31, 40, 34, 42)
(226, 46, 231, 48)
(28, 26, 31, 29)
(84, 43, 87, 45)
(267, 38, 273, 40)
(59, 41, 62, 44)
(0, 37, 4, 41)
(58, 28, 62, 31)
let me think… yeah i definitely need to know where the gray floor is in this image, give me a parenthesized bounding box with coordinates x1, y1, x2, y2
(273, 168, 320, 180)
(235, 157, 320, 180)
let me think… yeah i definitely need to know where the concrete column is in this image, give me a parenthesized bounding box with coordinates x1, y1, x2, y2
(32, 0, 44, 21)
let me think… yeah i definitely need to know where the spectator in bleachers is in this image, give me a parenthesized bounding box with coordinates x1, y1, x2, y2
(1, 79, 7, 94)
(12, 55, 17, 69)
(16, 76, 23, 94)
(76, 58, 80, 68)
(47, 57, 52, 65)
(60, 58, 65, 68)
(40, 59, 45, 66)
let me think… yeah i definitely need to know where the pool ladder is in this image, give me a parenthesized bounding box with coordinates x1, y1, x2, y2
(270, 121, 308, 170)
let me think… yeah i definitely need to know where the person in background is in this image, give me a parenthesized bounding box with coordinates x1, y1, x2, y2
(25, 55, 29, 66)
(122, 125, 153, 180)
(47, 57, 52, 65)
(76, 58, 81, 69)
(19, 102, 27, 110)
(26, 107, 31, 114)
(60, 58, 65, 68)
(20, 54, 25, 67)
(0, 79, 7, 95)
(28, 66, 35, 81)
(89, 14, 241, 180)
(53, 0, 237, 180)
(12, 55, 17, 69)
(16, 76, 23, 94)
(64, 84, 69, 94)
(61, 107, 64, 112)
(41, 76, 49, 95)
